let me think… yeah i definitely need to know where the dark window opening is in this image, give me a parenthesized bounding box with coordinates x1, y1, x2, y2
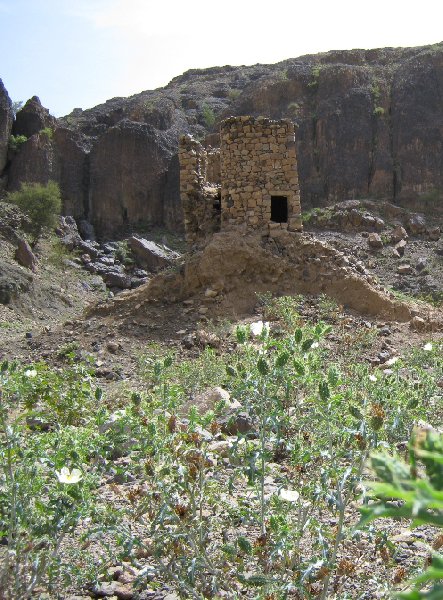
(271, 195, 288, 223)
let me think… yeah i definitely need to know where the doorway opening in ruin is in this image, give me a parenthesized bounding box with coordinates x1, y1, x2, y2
(271, 195, 288, 223)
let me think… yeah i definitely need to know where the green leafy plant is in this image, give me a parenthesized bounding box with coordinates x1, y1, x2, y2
(0, 360, 101, 598)
(308, 65, 322, 89)
(8, 134, 27, 152)
(39, 126, 54, 139)
(287, 101, 301, 115)
(361, 426, 443, 598)
(6, 181, 62, 245)
(228, 89, 241, 100)
(11, 100, 23, 118)
(201, 103, 216, 129)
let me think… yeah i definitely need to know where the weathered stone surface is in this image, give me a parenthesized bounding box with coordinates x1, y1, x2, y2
(181, 386, 231, 416)
(391, 225, 408, 243)
(89, 120, 175, 236)
(0, 262, 32, 304)
(6, 44, 443, 235)
(427, 226, 441, 241)
(410, 315, 426, 331)
(102, 271, 131, 289)
(219, 411, 254, 436)
(15, 238, 36, 271)
(395, 239, 407, 256)
(56, 216, 83, 250)
(12, 96, 56, 138)
(7, 132, 54, 190)
(0, 79, 12, 174)
(397, 263, 413, 274)
(52, 128, 91, 219)
(368, 232, 383, 248)
(405, 213, 427, 235)
(128, 236, 178, 271)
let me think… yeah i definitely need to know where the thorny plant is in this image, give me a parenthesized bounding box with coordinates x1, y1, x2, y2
(0, 360, 102, 599)
(1, 296, 441, 598)
(116, 300, 442, 598)
(361, 426, 443, 599)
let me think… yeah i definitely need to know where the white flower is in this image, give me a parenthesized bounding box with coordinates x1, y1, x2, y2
(311, 341, 319, 349)
(250, 321, 270, 337)
(383, 369, 394, 376)
(279, 488, 299, 503)
(24, 369, 37, 378)
(423, 343, 433, 351)
(369, 374, 377, 382)
(384, 357, 399, 367)
(56, 467, 83, 484)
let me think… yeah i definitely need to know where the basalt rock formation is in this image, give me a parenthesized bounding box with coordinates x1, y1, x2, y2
(12, 96, 56, 139)
(1, 42, 443, 236)
(0, 79, 12, 177)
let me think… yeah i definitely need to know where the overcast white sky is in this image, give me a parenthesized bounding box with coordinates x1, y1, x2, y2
(1, 0, 441, 116)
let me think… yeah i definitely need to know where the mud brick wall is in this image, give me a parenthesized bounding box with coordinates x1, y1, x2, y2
(220, 116, 302, 234)
(179, 135, 221, 246)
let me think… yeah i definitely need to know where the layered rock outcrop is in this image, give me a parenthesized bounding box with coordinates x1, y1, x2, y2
(0, 79, 12, 175)
(12, 96, 56, 138)
(2, 43, 443, 236)
(89, 120, 178, 235)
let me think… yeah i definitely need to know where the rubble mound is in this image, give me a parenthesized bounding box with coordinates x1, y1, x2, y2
(92, 231, 441, 325)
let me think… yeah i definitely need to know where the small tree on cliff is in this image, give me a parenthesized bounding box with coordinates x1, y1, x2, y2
(7, 181, 62, 245)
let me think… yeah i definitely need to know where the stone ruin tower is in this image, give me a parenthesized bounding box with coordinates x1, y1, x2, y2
(179, 116, 302, 246)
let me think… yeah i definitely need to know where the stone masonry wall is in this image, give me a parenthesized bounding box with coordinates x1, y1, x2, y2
(220, 116, 302, 235)
(179, 135, 221, 246)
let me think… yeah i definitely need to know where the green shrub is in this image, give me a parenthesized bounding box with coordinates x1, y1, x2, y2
(201, 103, 216, 129)
(228, 88, 241, 100)
(39, 126, 54, 139)
(308, 65, 321, 89)
(6, 181, 62, 244)
(361, 426, 443, 598)
(8, 134, 27, 152)
(373, 106, 385, 116)
(0, 359, 102, 598)
(287, 101, 301, 115)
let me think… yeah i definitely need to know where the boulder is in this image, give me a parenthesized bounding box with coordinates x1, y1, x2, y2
(15, 238, 36, 271)
(102, 271, 131, 289)
(368, 232, 383, 249)
(397, 264, 413, 275)
(409, 315, 426, 331)
(181, 386, 233, 416)
(128, 236, 178, 271)
(395, 239, 407, 256)
(427, 226, 441, 241)
(78, 219, 96, 241)
(12, 96, 56, 138)
(416, 257, 427, 271)
(218, 411, 254, 436)
(56, 216, 83, 249)
(374, 217, 386, 231)
(405, 213, 426, 235)
(0, 79, 12, 174)
(390, 225, 408, 243)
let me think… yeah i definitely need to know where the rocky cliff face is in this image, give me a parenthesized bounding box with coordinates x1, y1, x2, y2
(12, 96, 56, 138)
(2, 42, 443, 236)
(0, 79, 12, 178)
